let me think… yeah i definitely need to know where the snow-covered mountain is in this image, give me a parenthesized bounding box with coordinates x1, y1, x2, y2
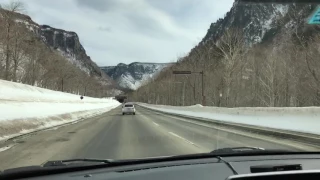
(132, 1, 320, 107)
(0, 8, 118, 97)
(101, 62, 172, 91)
(200, 1, 314, 46)
(10, 11, 112, 85)
(39, 25, 110, 81)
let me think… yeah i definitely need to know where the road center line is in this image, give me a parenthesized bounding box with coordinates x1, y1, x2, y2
(168, 132, 195, 146)
(153, 122, 159, 126)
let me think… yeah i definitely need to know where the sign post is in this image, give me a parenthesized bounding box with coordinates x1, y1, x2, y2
(172, 70, 205, 106)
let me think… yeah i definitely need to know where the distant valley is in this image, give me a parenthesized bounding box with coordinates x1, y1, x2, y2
(101, 62, 172, 91)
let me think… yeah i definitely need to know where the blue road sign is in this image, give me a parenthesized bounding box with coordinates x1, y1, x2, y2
(308, 6, 320, 25)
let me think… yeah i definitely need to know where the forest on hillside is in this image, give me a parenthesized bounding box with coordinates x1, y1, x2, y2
(131, 4, 320, 107)
(0, 1, 113, 97)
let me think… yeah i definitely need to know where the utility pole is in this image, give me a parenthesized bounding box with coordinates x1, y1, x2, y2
(201, 71, 205, 106)
(182, 81, 186, 106)
(61, 78, 64, 92)
(169, 81, 171, 105)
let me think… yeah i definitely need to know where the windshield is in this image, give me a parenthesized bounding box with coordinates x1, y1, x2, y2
(0, 0, 320, 171)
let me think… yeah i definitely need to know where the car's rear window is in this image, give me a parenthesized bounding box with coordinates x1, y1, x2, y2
(125, 104, 133, 107)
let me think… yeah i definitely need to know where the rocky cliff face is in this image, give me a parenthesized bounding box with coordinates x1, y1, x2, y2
(200, 1, 315, 46)
(0, 9, 117, 96)
(39, 25, 105, 78)
(101, 62, 172, 91)
(13, 12, 111, 84)
(132, 1, 320, 107)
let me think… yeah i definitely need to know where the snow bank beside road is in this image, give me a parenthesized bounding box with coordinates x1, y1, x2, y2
(0, 79, 109, 103)
(0, 106, 117, 141)
(0, 101, 119, 121)
(138, 103, 320, 135)
(0, 80, 120, 141)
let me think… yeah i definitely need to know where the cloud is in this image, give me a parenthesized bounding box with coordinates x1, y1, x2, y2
(0, 0, 234, 66)
(98, 26, 112, 32)
(75, 0, 119, 12)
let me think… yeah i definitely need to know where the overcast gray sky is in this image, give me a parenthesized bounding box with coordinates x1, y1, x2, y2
(1, 0, 234, 66)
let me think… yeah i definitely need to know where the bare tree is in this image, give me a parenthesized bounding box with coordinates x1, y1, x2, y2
(1, 0, 25, 80)
(11, 25, 30, 82)
(214, 28, 246, 107)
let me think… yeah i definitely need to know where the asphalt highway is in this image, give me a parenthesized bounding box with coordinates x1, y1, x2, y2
(0, 106, 313, 170)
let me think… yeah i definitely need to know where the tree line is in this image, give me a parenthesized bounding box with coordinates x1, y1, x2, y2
(131, 9, 320, 107)
(0, 1, 113, 97)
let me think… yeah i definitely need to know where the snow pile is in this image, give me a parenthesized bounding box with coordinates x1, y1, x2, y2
(0, 80, 120, 141)
(138, 103, 320, 135)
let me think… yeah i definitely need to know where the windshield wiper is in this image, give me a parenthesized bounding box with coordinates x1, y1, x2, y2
(211, 146, 265, 153)
(0, 159, 114, 180)
(209, 146, 295, 156)
(34, 147, 290, 169)
(43, 158, 113, 167)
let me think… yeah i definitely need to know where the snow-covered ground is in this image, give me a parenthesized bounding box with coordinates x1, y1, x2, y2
(138, 103, 320, 135)
(0, 80, 112, 103)
(0, 80, 120, 141)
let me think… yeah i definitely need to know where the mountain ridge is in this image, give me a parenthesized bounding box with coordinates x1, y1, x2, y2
(0, 8, 116, 96)
(14, 16, 110, 81)
(131, 2, 320, 107)
(101, 62, 172, 91)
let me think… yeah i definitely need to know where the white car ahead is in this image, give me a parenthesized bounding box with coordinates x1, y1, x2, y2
(122, 103, 136, 115)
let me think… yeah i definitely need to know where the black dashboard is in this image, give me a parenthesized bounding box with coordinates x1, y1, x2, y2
(5, 154, 320, 180)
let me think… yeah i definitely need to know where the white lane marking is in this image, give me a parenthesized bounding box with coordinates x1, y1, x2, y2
(168, 132, 195, 146)
(153, 122, 159, 126)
